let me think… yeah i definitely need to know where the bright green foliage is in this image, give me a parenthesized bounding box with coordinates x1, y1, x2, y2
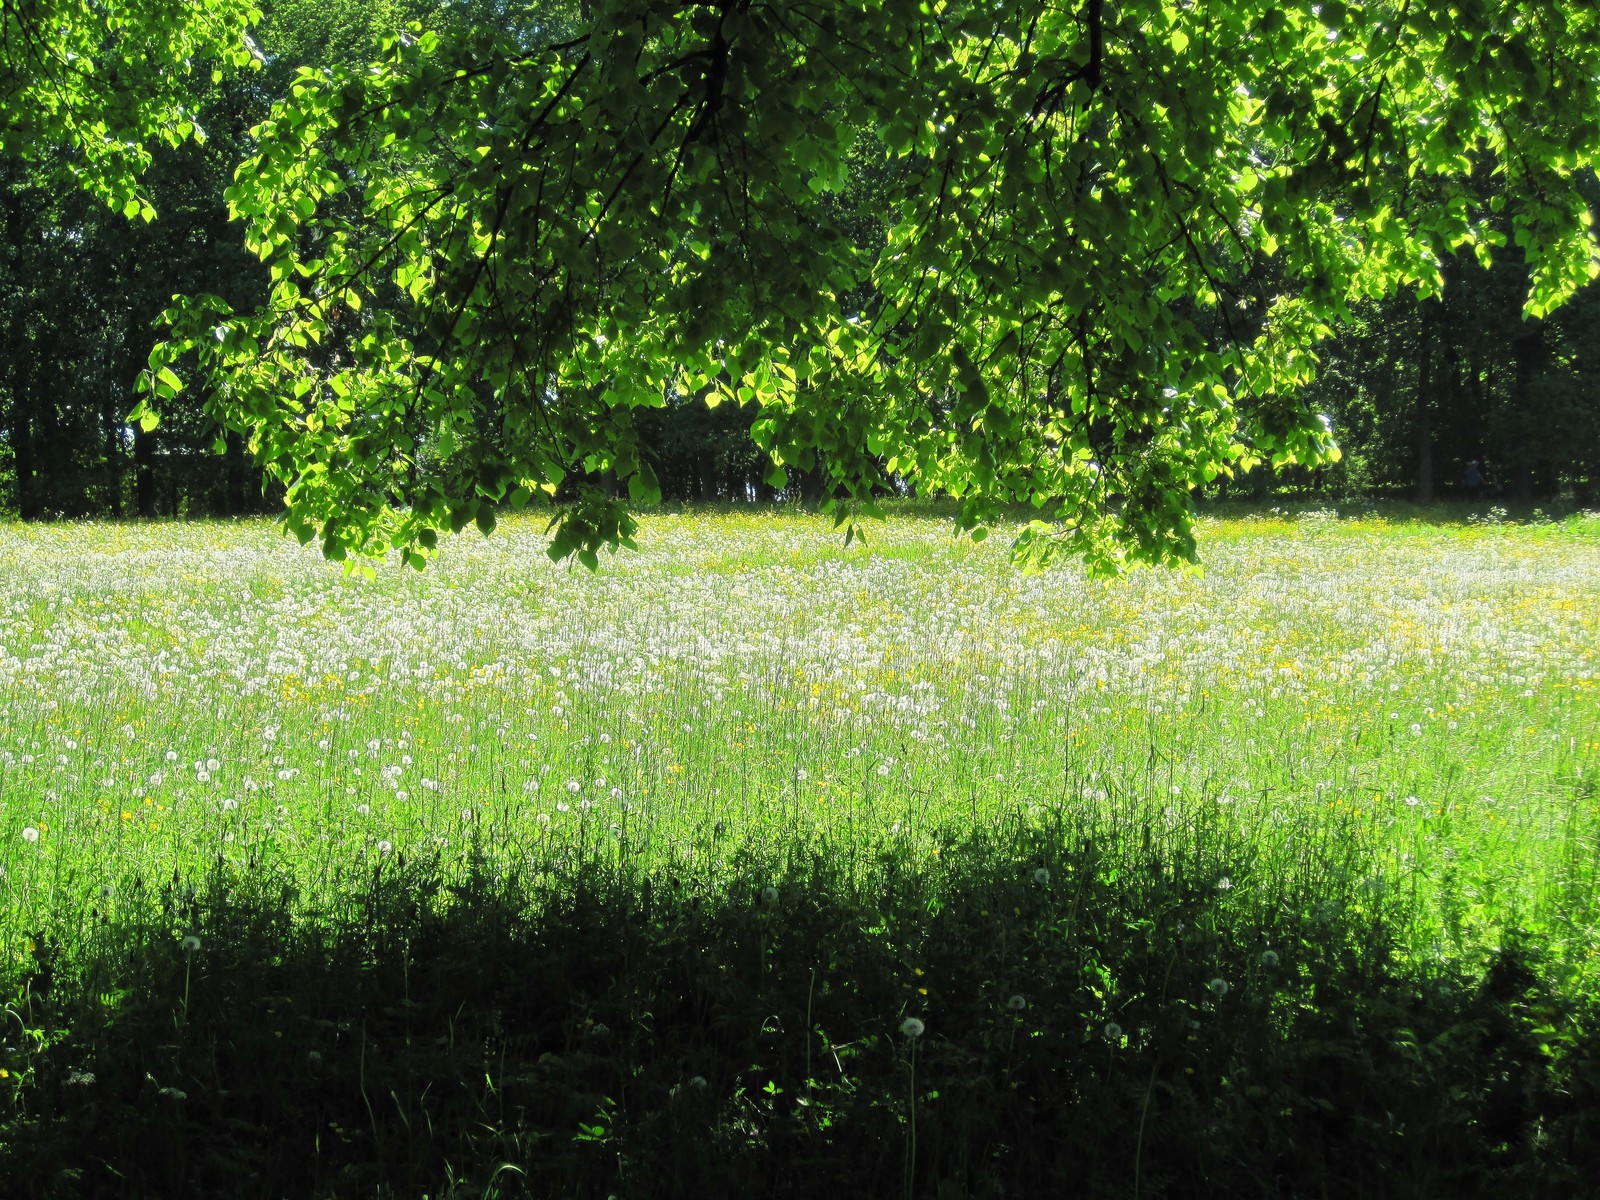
(141, 1, 1600, 572)
(0, 0, 262, 216)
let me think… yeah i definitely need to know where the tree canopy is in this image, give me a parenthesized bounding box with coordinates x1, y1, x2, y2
(0, 0, 261, 214)
(18, 0, 1598, 572)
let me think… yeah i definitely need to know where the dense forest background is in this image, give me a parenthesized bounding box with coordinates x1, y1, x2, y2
(3, 0, 1597, 521)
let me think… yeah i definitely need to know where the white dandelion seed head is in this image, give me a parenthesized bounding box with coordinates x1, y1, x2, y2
(761, 885, 779, 904)
(1033, 868, 1051, 885)
(1208, 977, 1229, 998)
(1104, 1021, 1123, 1041)
(21, 826, 40, 844)
(181, 935, 201, 953)
(377, 840, 393, 855)
(566, 780, 581, 794)
(1007, 994, 1027, 1012)
(1260, 949, 1280, 968)
(1216, 876, 1232, 891)
(688, 1074, 707, 1090)
(165, 750, 178, 762)
(899, 1017, 925, 1038)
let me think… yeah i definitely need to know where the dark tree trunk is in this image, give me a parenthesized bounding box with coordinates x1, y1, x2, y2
(3, 184, 39, 520)
(1509, 322, 1547, 505)
(1415, 300, 1436, 504)
(226, 430, 247, 515)
(103, 397, 125, 517)
(135, 427, 158, 518)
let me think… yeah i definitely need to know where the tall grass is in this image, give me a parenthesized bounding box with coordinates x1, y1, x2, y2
(2, 508, 1598, 1196)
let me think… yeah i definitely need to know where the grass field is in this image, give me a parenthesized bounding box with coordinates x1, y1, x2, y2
(3, 507, 1600, 1197)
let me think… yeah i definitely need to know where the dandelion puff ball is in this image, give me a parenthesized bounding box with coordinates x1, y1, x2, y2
(761, 885, 779, 904)
(1007, 994, 1027, 1012)
(1260, 949, 1280, 968)
(1032, 867, 1050, 885)
(900, 1016, 926, 1038)
(1208, 977, 1229, 998)
(1104, 1021, 1124, 1041)
(181, 935, 201, 953)
(21, 827, 39, 844)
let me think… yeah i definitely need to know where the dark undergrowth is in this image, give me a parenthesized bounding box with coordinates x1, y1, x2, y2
(3, 823, 1599, 1199)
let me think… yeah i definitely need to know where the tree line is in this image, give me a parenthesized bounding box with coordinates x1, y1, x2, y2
(2, 1, 1597, 559)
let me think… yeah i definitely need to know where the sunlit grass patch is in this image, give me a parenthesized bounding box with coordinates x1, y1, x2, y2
(2, 509, 1599, 1195)
(2, 509, 1598, 968)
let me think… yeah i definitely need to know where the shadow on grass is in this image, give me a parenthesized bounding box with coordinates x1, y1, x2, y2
(4, 826, 1599, 1198)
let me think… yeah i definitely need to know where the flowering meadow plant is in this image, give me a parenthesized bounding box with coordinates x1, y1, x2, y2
(0, 508, 1597, 1195)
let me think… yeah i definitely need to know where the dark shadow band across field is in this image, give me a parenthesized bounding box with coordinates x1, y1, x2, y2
(5, 820, 1599, 1200)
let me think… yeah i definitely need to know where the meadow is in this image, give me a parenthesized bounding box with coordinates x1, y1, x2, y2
(3, 507, 1599, 1198)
